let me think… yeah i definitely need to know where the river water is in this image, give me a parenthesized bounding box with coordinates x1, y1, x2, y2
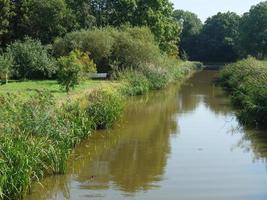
(25, 70, 267, 200)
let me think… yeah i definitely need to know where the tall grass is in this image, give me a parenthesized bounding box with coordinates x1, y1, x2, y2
(219, 57, 267, 128)
(0, 87, 124, 200)
(117, 60, 203, 96)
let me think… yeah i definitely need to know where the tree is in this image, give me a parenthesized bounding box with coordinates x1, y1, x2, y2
(10, 0, 77, 44)
(198, 12, 240, 62)
(0, 52, 13, 84)
(65, 0, 96, 29)
(0, 0, 15, 46)
(173, 10, 202, 60)
(134, 0, 181, 55)
(7, 37, 55, 79)
(87, 0, 181, 55)
(57, 50, 96, 92)
(239, 1, 267, 59)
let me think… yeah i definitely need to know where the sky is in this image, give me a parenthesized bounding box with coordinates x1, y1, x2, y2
(171, 0, 265, 22)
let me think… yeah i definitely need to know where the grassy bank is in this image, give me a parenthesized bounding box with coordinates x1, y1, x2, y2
(0, 61, 202, 200)
(219, 57, 267, 128)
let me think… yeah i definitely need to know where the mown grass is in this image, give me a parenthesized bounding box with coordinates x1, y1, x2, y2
(0, 80, 103, 98)
(219, 57, 267, 128)
(0, 61, 200, 200)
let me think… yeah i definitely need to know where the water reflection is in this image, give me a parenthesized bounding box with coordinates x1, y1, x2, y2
(25, 70, 267, 200)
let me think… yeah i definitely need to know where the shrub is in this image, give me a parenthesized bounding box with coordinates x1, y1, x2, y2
(57, 50, 96, 92)
(87, 87, 125, 129)
(0, 52, 13, 84)
(7, 37, 55, 79)
(112, 27, 161, 69)
(119, 70, 150, 96)
(53, 28, 115, 72)
(53, 27, 162, 72)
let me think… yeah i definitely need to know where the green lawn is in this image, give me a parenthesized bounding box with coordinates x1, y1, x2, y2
(0, 80, 105, 99)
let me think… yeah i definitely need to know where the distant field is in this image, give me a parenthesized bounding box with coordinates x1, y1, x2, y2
(0, 80, 105, 99)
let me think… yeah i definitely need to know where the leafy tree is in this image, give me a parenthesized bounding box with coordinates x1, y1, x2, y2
(65, 0, 96, 29)
(87, 0, 181, 55)
(0, 52, 13, 84)
(57, 50, 96, 92)
(7, 37, 55, 79)
(239, 1, 267, 59)
(10, 0, 77, 44)
(134, 0, 181, 55)
(173, 10, 202, 60)
(198, 12, 240, 62)
(0, 0, 15, 46)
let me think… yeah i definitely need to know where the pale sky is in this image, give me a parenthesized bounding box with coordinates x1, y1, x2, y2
(171, 0, 265, 22)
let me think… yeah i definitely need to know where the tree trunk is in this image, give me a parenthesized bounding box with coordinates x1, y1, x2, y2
(5, 73, 8, 84)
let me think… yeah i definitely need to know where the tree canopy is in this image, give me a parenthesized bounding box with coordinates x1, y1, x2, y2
(239, 1, 267, 59)
(173, 10, 202, 60)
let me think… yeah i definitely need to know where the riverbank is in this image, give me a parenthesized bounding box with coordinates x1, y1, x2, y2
(219, 57, 267, 128)
(0, 61, 202, 200)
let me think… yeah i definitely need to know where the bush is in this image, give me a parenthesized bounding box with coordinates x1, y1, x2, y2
(7, 37, 55, 79)
(53, 27, 162, 72)
(87, 87, 125, 129)
(119, 70, 150, 96)
(219, 57, 267, 128)
(0, 52, 13, 84)
(57, 50, 96, 92)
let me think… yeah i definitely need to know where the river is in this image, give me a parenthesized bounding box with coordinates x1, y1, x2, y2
(25, 70, 267, 200)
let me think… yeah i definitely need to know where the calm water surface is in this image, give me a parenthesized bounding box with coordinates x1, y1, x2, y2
(25, 70, 267, 200)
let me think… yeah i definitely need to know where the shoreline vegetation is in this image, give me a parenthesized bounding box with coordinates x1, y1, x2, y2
(219, 57, 267, 129)
(0, 61, 202, 200)
(0, 21, 203, 200)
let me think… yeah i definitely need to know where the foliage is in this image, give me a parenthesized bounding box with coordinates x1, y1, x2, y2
(198, 12, 240, 62)
(141, 64, 170, 90)
(57, 50, 95, 92)
(119, 70, 150, 96)
(0, 0, 15, 46)
(0, 91, 94, 199)
(7, 37, 55, 79)
(53, 27, 162, 72)
(173, 10, 203, 60)
(219, 57, 267, 128)
(87, 87, 125, 129)
(6, 0, 76, 44)
(0, 52, 13, 83)
(239, 1, 267, 59)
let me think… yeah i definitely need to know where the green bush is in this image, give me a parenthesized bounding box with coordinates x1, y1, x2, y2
(7, 37, 55, 79)
(53, 27, 162, 72)
(219, 57, 267, 128)
(119, 70, 150, 96)
(87, 87, 125, 129)
(57, 50, 96, 92)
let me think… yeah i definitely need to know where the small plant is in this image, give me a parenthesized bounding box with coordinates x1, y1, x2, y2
(0, 52, 13, 84)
